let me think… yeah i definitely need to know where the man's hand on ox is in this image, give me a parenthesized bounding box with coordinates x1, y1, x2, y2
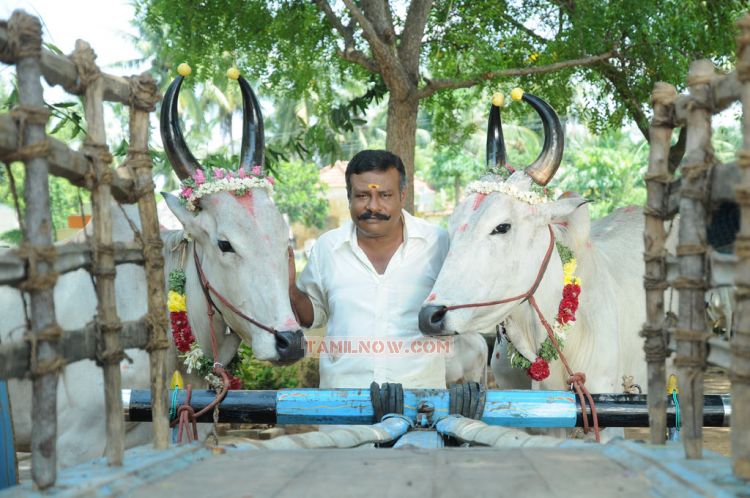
(288, 246, 314, 328)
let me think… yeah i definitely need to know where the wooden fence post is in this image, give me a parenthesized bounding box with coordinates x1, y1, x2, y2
(8, 10, 63, 489)
(73, 40, 125, 466)
(675, 59, 715, 460)
(125, 73, 170, 449)
(732, 13, 750, 480)
(643, 82, 677, 444)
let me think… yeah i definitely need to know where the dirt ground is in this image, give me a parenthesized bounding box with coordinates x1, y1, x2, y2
(624, 366, 731, 456)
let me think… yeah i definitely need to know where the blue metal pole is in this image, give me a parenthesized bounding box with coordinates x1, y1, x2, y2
(124, 389, 730, 428)
(0, 380, 18, 490)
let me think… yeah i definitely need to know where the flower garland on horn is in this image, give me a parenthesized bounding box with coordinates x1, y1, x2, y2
(179, 165, 274, 212)
(507, 242, 581, 381)
(168, 268, 242, 390)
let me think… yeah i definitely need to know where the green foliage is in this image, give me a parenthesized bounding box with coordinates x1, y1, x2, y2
(168, 269, 186, 294)
(0, 163, 90, 242)
(272, 161, 329, 229)
(0, 229, 22, 245)
(550, 128, 649, 218)
(232, 343, 301, 389)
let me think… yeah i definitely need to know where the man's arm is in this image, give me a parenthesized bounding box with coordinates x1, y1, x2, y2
(288, 247, 314, 328)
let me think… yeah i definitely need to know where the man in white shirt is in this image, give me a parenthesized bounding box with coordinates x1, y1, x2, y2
(289, 150, 449, 389)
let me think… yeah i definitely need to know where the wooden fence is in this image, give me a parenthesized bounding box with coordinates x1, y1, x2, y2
(643, 12, 750, 480)
(0, 10, 169, 489)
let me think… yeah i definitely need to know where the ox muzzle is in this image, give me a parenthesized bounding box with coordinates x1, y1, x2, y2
(274, 329, 306, 363)
(418, 305, 450, 336)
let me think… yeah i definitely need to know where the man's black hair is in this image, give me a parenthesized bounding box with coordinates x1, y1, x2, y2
(345, 149, 407, 198)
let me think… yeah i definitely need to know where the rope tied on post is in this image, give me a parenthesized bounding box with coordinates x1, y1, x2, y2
(126, 73, 160, 112)
(123, 147, 157, 202)
(17, 243, 58, 293)
(1, 105, 51, 164)
(640, 323, 668, 363)
(95, 319, 129, 367)
(68, 40, 101, 92)
(24, 323, 65, 379)
(6, 11, 42, 61)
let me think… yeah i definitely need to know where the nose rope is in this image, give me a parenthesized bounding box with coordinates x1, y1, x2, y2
(441, 225, 600, 442)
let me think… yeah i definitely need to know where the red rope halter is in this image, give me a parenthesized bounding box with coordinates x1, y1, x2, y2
(445, 225, 600, 442)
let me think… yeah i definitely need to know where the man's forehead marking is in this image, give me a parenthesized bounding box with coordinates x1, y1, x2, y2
(368, 183, 380, 189)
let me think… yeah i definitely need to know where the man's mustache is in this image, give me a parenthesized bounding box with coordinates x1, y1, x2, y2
(358, 211, 391, 221)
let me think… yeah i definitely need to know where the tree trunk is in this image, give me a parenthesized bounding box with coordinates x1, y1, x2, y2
(385, 95, 418, 213)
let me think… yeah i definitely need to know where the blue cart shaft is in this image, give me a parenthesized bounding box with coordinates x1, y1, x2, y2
(0, 380, 17, 490)
(126, 388, 578, 427)
(125, 389, 731, 428)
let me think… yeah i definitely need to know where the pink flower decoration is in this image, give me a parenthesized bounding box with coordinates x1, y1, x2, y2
(266, 176, 275, 185)
(238, 168, 247, 178)
(193, 169, 206, 185)
(180, 186, 193, 199)
(225, 171, 234, 180)
(251, 166, 262, 176)
(213, 168, 225, 179)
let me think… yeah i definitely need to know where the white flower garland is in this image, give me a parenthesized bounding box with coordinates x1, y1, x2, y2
(182, 176, 274, 212)
(465, 180, 549, 205)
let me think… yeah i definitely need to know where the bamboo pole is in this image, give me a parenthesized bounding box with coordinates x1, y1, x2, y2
(75, 40, 125, 466)
(732, 13, 750, 480)
(8, 10, 62, 489)
(125, 73, 170, 450)
(675, 59, 715, 460)
(643, 82, 677, 445)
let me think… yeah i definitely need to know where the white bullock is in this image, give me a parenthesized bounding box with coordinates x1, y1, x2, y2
(420, 92, 661, 401)
(1, 73, 305, 466)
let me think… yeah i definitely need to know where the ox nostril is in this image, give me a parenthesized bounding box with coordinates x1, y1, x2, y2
(275, 332, 291, 351)
(419, 305, 448, 335)
(274, 329, 306, 363)
(430, 307, 447, 324)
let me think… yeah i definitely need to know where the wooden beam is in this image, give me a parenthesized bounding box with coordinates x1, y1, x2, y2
(671, 70, 743, 126)
(0, 113, 136, 202)
(0, 242, 145, 287)
(0, 318, 151, 380)
(0, 24, 132, 104)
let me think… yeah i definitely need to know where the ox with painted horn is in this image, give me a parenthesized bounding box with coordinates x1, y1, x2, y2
(1, 66, 304, 466)
(419, 90, 663, 407)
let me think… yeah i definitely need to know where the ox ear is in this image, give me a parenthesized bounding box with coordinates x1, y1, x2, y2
(162, 192, 200, 234)
(541, 194, 591, 250)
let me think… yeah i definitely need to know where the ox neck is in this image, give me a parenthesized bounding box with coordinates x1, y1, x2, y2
(162, 231, 235, 366)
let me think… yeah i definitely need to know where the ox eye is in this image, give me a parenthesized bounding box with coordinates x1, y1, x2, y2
(217, 240, 235, 253)
(491, 223, 511, 235)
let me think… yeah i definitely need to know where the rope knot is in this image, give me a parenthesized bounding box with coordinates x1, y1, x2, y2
(567, 372, 586, 387)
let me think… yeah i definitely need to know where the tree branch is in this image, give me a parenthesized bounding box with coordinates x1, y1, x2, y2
(598, 61, 650, 140)
(338, 47, 379, 73)
(399, 0, 433, 77)
(342, 0, 411, 96)
(361, 0, 397, 44)
(417, 50, 615, 99)
(314, 0, 356, 48)
(500, 13, 551, 43)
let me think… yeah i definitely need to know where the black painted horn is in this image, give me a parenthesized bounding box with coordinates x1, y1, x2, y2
(486, 103, 508, 170)
(237, 75, 265, 172)
(521, 93, 564, 186)
(160, 75, 203, 180)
